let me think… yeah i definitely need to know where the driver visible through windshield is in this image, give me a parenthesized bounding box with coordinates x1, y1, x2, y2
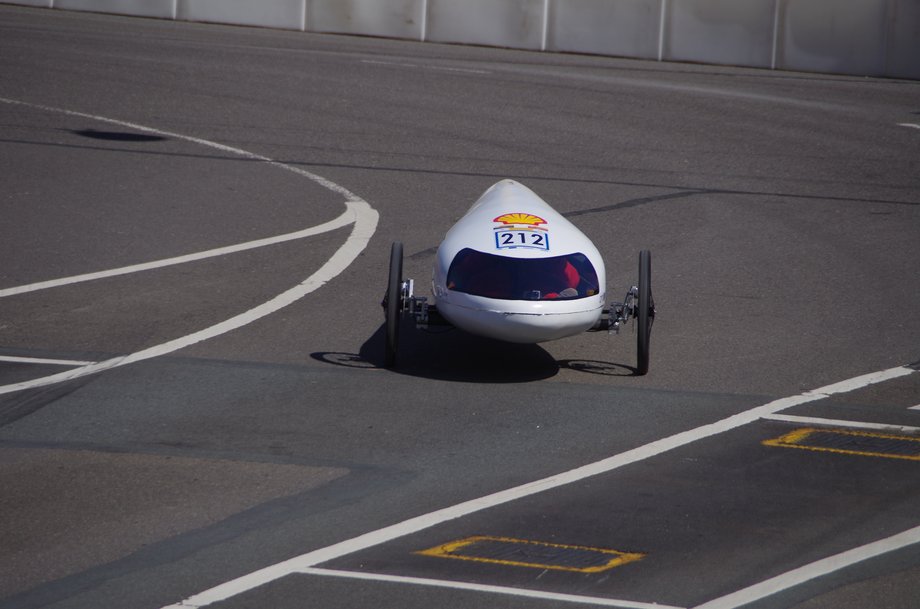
(446, 248, 600, 301)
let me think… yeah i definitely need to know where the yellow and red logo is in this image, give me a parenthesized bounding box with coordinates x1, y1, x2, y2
(493, 213, 546, 228)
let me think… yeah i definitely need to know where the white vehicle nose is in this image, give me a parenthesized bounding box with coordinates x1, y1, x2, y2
(438, 300, 604, 344)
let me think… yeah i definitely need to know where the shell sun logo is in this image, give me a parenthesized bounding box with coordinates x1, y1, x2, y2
(493, 212, 547, 227)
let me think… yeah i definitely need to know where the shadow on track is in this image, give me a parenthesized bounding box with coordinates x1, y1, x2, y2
(311, 325, 640, 382)
(71, 129, 167, 142)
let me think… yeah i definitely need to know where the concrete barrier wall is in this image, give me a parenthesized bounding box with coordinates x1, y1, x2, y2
(3, 0, 917, 79)
(548, 0, 661, 59)
(886, 0, 920, 79)
(664, 0, 777, 68)
(55, 0, 174, 19)
(307, 0, 424, 39)
(426, 0, 545, 49)
(179, 0, 304, 30)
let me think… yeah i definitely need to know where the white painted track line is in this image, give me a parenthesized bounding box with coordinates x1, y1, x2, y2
(302, 568, 686, 609)
(360, 59, 489, 75)
(0, 208, 354, 298)
(800, 366, 915, 396)
(0, 355, 95, 366)
(161, 365, 918, 609)
(0, 97, 363, 202)
(0, 201, 377, 397)
(0, 98, 379, 397)
(693, 524, 920, 609)
(763, 413, 920, 434)
(898, 123, 920, 130)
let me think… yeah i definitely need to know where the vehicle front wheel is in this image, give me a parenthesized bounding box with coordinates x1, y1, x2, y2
(636, 249, 654, 376)
(384, 241, 404, 368)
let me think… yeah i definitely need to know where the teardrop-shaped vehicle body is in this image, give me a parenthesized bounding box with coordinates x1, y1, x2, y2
(432, 180, 606, 343)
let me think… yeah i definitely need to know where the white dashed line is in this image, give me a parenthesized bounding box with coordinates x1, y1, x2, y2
(360, 59, 489, 74)
(0, 97, 379, 396)
(160, 365, 918, 609)
(361, 59, 419, 68)
(898, 123, 920, 130)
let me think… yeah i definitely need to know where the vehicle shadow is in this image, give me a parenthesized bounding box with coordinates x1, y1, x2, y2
(311, 325, 639, 382)
(369, 323, 558, 382)
(557, 359, 638, 376)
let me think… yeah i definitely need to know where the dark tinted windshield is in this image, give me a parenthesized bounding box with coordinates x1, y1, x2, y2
(447, 248, 599, 301)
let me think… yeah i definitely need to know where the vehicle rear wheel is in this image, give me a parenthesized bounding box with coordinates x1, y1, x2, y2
(636, 249, 654, 376)
(385, 241, 403, 368)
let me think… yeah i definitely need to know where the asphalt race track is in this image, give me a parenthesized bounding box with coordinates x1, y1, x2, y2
(2, 6, 920, 609)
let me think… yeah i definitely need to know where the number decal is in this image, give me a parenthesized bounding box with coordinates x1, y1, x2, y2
(495, 229, 550, 251)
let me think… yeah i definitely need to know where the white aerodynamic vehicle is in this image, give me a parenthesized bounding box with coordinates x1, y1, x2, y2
(383, 180, 655, 374)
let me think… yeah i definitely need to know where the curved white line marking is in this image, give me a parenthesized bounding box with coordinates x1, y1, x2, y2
(161, 365, 917, 609)
(0, 201, 376, 396)
(0, 208, 354, 298)
(0, 98, 379, 395)
(0, 97, 361, 202)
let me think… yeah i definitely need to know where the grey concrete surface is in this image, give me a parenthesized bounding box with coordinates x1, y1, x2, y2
(1, 6, 919, 609)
